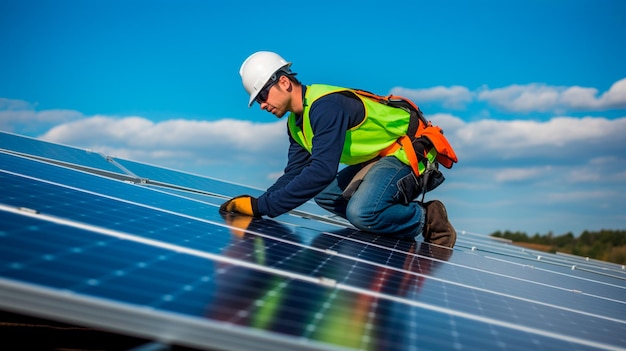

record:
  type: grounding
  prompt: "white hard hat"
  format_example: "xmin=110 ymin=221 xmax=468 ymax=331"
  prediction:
xmin=239 ymin=51 xmax=292 ymax=107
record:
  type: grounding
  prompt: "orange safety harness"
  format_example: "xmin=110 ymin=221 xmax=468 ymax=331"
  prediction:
xmin=352 ymin=89 xmax=458 ymax=202
xmin=352 ymin=89 xmax=459 ymax=177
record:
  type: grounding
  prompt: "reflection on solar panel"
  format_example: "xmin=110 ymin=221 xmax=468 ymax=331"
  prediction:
xmin=1 ymin=130 xmax=625 ymax=351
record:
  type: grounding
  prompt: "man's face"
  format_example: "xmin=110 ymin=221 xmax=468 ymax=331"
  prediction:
xmin=258 ymin=76 xmax=290 ymax=118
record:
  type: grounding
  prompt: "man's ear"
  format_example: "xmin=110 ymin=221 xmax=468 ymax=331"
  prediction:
xmin=278 ymin=75 xmax=292 ymax=91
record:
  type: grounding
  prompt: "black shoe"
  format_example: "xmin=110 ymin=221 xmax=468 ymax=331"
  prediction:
xmin=423 ymin=200 xmax=456 ymax=248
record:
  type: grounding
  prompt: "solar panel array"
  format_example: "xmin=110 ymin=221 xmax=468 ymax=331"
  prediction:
xmin=1 ymin=130 xmax=625 ymax=351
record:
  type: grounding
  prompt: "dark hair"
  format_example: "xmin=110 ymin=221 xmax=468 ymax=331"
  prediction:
xmin=277 ymin=68 xmax=300 ymax=85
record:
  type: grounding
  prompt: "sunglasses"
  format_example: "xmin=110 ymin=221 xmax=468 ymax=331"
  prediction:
xmin=254 ymin=74 xmax=280 ymax=105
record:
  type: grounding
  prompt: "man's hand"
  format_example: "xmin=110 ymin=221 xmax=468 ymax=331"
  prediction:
xmin=219 ymin=195 xmax=260 ymax=217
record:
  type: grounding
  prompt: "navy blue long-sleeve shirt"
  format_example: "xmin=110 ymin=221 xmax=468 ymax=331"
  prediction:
xmin=256 ymin=86 xmax=365 ymax=217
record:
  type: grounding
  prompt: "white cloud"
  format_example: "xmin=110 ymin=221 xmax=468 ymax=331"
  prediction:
xmin=0 ymin=98 xmax=83 ymax=134
xmin=0 ymin=98 xmax=33 ymax=110
xmin=267 ymin=171 xmax=285 ymax=182
xmin=450 ymin=116 xmax=626 ymax=160
xmin=545 ymin=190 xmax=618 ymax=203
xmin=389 ymin=85 xmax=473 ymax=109
xmin=478 ymin=78 xmax=626 ymax=112
xmin=391 ymin=77 xmax=626 ymax=113
xmin=41 ymin=116 xmax=287 ymax=148
xmin=602 ymin=79 xmax=626 ymax=108
xmin=38 ymin=115 xmax=289 ymax=174
xmin=478 ymin=84 xmax=560 ymax=112
xmin=493 ymin=167 xmax=549 ymax=183
xmin=431 ymin=114 xmax=626 ymax=191
xmin=427 ymin=113 xmax=466 ymax=130
xmin=42 ymin=116 xmax=153 ymax=145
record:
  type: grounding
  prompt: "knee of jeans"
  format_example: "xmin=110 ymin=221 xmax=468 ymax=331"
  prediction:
xmin=314 ymin=194 xmax=337 ymax=213
xmin=346 ymin=202 xmax=377 ymax=230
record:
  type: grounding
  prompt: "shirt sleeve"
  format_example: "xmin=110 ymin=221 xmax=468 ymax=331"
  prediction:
xmin=265 ymin=132 xmax=311 ymax=193
xmin=256 ymin=92 xmax=365 ymax=217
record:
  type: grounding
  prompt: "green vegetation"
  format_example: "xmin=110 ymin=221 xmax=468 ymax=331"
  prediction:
xmin=490 ymin=229 xmax=626 ymax=265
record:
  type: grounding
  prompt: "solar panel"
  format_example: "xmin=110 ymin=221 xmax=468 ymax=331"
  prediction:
xmin=1 ymin=130 xmax=625 ymax=351
xmin=0 ymin=131 xmax=128 ymax=175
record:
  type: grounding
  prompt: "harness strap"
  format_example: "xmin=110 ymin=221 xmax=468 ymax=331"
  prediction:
xmin=379 ymin=136 xmax=438 ymax=177
xmin=342 ymin=158 xmax=379 ymax=200
xmin=400 ymin=135 xmax=420 ymax=176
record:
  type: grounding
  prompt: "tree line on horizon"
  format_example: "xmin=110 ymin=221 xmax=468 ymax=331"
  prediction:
xmin=490 ymin=229 xmax=626 ymax=265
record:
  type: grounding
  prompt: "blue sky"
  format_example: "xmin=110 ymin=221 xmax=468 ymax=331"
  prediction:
xmin=1 ymin=0 xmax=625 ymax=236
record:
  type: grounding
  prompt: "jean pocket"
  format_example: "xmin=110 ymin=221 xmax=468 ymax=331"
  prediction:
xmin=394 ymin=173 xmax=420 ymax=204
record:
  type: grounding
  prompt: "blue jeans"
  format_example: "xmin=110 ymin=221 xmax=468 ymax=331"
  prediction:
xmin=314 ymin=156 xmax=425 ymax=240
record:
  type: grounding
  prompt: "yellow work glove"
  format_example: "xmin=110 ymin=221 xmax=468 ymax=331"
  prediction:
xmin=219 ymin=195 xmax=260 ymax=217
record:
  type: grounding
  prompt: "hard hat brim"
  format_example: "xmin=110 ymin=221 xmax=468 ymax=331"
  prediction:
xmin=246 ymin=63 xmax=292 ymax=108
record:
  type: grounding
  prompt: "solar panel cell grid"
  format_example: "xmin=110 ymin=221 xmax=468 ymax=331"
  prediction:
xmin=1 ymin=132 xmax=625 ymax=351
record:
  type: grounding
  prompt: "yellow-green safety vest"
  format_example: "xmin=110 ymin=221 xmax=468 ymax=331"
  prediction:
xmin=287 ymin=84 xmax=413 ymax=166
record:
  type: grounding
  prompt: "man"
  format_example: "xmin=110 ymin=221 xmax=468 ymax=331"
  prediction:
xmin=220 ymin=51 xmax=456 ymax=247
